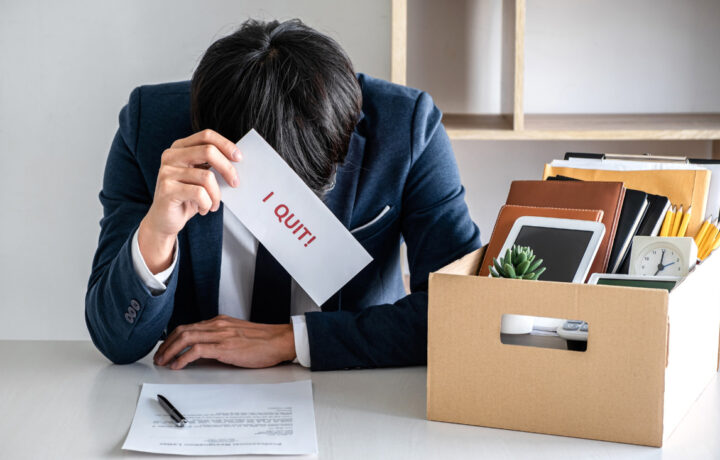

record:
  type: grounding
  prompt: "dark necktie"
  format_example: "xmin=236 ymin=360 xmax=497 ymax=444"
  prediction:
xmin=250 ymin=243 xmax=291 ymax=324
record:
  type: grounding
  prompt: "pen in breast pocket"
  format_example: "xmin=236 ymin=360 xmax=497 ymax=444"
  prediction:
xmin=157 ymin=394 xmax=187 ymax=427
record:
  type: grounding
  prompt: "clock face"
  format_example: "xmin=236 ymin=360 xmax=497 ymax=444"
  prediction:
xmin=635 ymin=246 xmax=687 ymax=276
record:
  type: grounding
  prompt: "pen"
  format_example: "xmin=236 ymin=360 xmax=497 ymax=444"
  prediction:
xmin=157 ymin=394 xmax=187 ymax=427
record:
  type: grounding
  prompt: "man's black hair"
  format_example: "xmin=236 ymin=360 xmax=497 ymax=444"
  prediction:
xmin=191 ymin=19 xmax=362 ymax=193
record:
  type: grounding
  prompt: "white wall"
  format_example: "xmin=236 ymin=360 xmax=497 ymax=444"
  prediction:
xmin=0 ymin=0 xmax=717 ymax=339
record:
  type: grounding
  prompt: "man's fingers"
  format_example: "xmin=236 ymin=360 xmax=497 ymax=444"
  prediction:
xmin=154 ymin=324 xmax=217 ymax=360
xmin=155 ymin=330 xmax=224 ymax=366
xmin=169 ymin=343 xmax=219 ymax=370
xmin=167 ymin=182 xmax=213 ymax=216
xmin=162 ymin=166 xmax=222 ymax=212
xmin=171 ymin=129 xmax=241 ymax=162
xmin=162 ymin=144 xmax=238 ymax=188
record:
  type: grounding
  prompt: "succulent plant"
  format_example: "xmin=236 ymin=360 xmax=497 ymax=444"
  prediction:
xmin=489 ymin=245 xmax=546 ymax=280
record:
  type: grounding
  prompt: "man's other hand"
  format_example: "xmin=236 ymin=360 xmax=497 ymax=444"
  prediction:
xmin=153 ymin=315 xmax=297 ymax=370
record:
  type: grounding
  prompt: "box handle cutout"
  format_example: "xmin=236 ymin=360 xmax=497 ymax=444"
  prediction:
xmin=500 ymin=314 xmax=588 ymax=352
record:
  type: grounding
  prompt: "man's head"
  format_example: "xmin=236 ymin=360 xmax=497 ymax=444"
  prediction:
xmin=191 ymin=19 xmax=362 ymax=194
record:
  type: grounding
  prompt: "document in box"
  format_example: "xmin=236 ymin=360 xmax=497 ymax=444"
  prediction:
xmin=122 ymin=381 xmax=318 ymax=456
xmin=216 ymin=129 xmax=372 ymax=306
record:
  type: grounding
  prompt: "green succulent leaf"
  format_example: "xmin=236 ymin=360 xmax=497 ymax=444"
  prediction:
xmin=528 ymin=258 xmax=544 ymax=273
xmin=493 ymin=257 xmax=505 ymax=274
xmin=491 ymin=245 xmax=546 ymax=280
xmin=516 ymin=253 xmax=528 ymax=265
xmin=504 ymin=263 xmax=516 ymax=278
xmin=517 ymin=259 xmax=530 ymax=275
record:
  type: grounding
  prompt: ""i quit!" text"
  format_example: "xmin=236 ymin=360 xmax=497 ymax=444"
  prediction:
xmin=262 ymin=191 xmax=316 ymax=247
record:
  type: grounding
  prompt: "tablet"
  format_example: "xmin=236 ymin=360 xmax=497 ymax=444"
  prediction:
xmin=498 ymin=216 xmax=606 ymax=283
xmin=587 ymin=273 xmax=681 ymax=292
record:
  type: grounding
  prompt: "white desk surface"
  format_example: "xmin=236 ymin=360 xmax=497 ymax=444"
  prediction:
xmin=1 ymin=340 xmax=719 ymax=459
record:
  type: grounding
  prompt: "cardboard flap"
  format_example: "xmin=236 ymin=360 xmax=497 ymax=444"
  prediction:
xmin=435 ymin=247 xmax=485 ymax=276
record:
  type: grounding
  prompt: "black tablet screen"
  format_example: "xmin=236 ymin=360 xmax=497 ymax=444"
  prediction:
xmin=512 ymin=226 xmax=595 ymax=282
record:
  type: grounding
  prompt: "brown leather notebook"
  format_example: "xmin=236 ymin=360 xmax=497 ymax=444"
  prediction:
xmin=505 ymin=180 xmax=626 ymax=276
xmin=479 ymin=205 xmax=605 ymax=277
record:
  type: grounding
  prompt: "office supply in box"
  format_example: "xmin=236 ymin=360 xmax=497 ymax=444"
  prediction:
xmin=587 ymin=273 xmax=682 ymax=292
xmin=556 ymin=320 xmax=589 ymax=342
xmin=496 ymin=216 xmax=605 ymax=283
xmin=479 ymin=205 xmax=604 ymax=277
xmin=545 ymin=160 xmax=711 ymax=235
xmin=427 ymin=246 xmax=720 ymax=447
xmin=505 ymin=180 xmax=626 ymax=277
xmin=607 ymin=189 xmax=648 ymax=273
xmin=635 ymin=193 xmax=671 ymax=238
xmin=629 ymin=236 xmax=697 ymax=277
xmin=547 ymin=175 xmax=649 ymax=274
xmin=564 ymin=152 xmax=720 ymax=221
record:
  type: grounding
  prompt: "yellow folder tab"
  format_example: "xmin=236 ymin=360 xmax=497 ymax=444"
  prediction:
xmin=543 ymin=165 xmax=711 ymax=235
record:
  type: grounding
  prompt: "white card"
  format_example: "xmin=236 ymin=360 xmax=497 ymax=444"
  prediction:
xmin=215 ymin=129 xmax=372 ymax=306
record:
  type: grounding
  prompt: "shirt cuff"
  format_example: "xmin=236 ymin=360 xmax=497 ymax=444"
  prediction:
xmin=131 ymin=228 xmax=178 ymax=295
xmin=291 ymin=315 xmax=311 ymax=368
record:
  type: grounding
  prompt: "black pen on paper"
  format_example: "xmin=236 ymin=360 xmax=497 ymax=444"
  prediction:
xmin=157 ymin=394 xmax=187 ymax=427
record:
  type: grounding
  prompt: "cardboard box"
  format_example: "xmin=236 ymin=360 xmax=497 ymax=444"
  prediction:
xmin=427 ymin=246 xmax=720 ymax=447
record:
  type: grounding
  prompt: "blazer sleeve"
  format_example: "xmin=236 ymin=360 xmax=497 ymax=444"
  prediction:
xmin=85 ymin=87 xmax=179 ymax=364
xmin=304 ymin=92 xmax=482 ymax=371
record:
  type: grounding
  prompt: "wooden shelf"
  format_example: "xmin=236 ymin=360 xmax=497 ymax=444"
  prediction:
xmin=443 ymin=113 xmax=720 ymax=140
xmin=395 ymin=0 xmax=720 ymax=151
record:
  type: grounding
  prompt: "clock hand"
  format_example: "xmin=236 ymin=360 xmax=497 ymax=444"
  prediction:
xmin=655 ymin=249 xmax=667 ymax=275
xmin=661 ymin=261 xmax=676 ymax=269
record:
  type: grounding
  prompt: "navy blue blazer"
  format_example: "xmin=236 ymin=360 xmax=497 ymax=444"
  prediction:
xmin=85 ymin=73 xmax=481 ymax=371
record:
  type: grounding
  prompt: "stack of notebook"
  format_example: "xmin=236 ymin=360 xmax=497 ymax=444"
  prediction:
xmin=546 ymin=175 xmax=671 ymax=274
xmin=482 ymin=176 xmax=674 ymax=279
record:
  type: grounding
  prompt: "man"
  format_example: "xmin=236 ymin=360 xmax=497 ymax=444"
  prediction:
xmin=85 ymin=19 xmax=480 ymax=371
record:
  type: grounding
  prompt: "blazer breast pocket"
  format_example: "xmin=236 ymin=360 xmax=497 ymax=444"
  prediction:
xmin=350 ymin=205 xmax=397 ymax=241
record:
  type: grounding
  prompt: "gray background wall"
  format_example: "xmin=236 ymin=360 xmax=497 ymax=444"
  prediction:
xmin=1 ymin=0 xmax=718 ymax=340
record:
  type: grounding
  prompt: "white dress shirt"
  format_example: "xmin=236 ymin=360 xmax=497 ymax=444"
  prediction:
xmin=130 ymin=209 xmax=317 ymax=367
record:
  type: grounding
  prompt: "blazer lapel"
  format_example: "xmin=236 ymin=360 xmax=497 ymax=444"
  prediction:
xmin=320 ymin=124 xmax=366 ymax=312
xmin=323 ymin=127 xmax=365 ymax=227
xmin=185 ymin=203 xmax=223 ymax=321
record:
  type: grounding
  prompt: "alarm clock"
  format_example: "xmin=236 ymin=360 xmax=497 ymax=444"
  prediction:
xmin=629 ymin=236 xmax=697 ymax=277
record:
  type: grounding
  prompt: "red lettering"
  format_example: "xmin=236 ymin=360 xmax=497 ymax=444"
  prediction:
xmin=266 ymin=195 xmax=319 ymax=247
xmin=274 ymin=204 xmax=289 ymax=222
xmin=284 ymin=213 xmax=300 ymax=229
xmin=298 ymin=228 xmax=312 ymax=241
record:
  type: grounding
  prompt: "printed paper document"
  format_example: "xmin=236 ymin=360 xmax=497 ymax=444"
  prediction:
xmin=216 ymin=129 xmax=372 ymax=305
xmin=122 ymin=381 xmax=318 ymax=456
